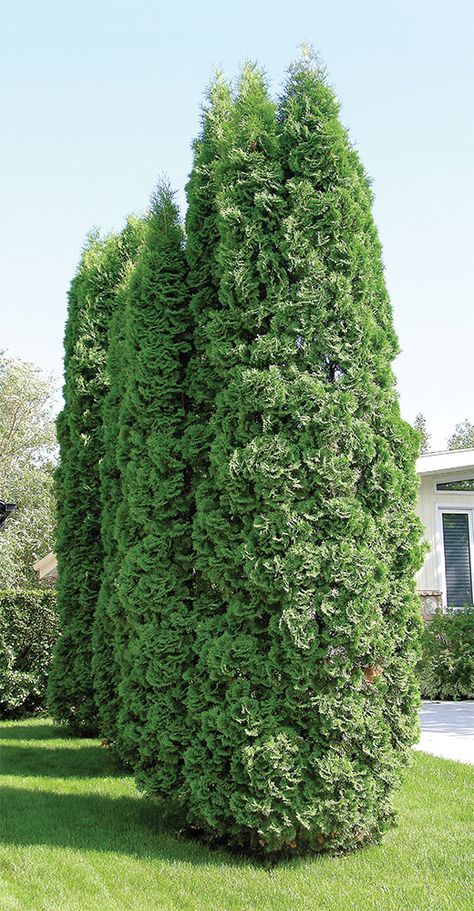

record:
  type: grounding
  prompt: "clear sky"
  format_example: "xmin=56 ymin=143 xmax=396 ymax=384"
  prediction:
xmin=1 ymin=0 xmax=473 ymax=449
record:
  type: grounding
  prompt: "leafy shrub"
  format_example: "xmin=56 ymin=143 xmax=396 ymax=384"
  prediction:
xmin=0 ymin=589 xmax=59 ymax=718
xmin=419 ymin=608 xmax=474 ymax=700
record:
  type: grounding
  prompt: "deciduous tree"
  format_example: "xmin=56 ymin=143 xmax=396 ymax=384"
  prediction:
xmin=0 ymin=355 xmax=56 ymax=589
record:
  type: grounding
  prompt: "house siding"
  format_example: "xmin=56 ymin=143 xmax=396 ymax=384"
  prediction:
xmin=416 ymin=462 xmax=474 ymax=608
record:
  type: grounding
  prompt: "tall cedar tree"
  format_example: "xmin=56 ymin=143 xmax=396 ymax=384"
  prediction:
xmin=184 ymin=74 xmax=232 ymax=475
xmin=184 ymin=64 xmax=293 ymax=841
xmin=92 ymin=219 xmax=145 ymax=743
xmin=183 ymin=75 xmax=233 ymax=775
xmin=114 ymin=188 xmax=192 ymax=795
xmin=48 ymin=231 xmax=129 ymax=732
xmin=183 ymin=60 xmax=424 ymax=854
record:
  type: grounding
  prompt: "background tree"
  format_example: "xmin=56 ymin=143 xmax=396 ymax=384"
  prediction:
xmin=413 ymin=413 xmax=431 ymax=454
xmin=0 ymin=355 xmax=57 ymax=589
xmin=92 ymin=218 xmax=145 ymax=744
xmin=447 ymin=419 xmax=474 ymax=450
xmin=48 ymin=230 xmax=130 ymax=733
xmin=184 ymin=57 xmax=424 ymax=855
xmin=113 ymin=187 xmax=193 ymax=796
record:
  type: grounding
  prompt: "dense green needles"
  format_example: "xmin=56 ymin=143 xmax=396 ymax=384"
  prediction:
xmin=92 ymin=218 xmax=146 ymax=744
xmin=48 ymin=229 xmax=139 ymax=733
xmin=48 ymin=52 xmax=424 ymax=856
xmin=114 ymin=187 xmax=193 ymax=791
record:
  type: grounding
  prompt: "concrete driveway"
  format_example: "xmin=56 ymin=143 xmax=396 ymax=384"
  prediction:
xmin=416 ymin=700 xmax=474 ymax=765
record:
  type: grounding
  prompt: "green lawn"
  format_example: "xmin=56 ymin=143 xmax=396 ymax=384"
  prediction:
xmin=0 ymin=719 xmax=472 ymax=911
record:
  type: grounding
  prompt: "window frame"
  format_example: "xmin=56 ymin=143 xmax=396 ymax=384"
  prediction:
xmin=436 ymin=478 xmax=474 ymax=493
xmin=437 ymin=506 xmax=474 ymax=608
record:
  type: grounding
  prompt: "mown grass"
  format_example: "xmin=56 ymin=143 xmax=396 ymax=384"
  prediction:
xmin=0 ymin=718 xmax=473 ymax=911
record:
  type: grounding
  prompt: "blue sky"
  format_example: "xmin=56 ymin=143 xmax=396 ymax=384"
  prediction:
xmin=1 ymin=0 xmax=473 ymax=449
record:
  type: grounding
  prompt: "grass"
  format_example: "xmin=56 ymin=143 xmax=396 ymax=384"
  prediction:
xmin=0 ymin=719 xmax=473 ymax=911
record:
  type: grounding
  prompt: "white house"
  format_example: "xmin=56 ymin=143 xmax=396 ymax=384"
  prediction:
xmin=416 ymin=448 xmax=474 ymax=617
xmin=33 ymin=551 xmax=58 ymax=584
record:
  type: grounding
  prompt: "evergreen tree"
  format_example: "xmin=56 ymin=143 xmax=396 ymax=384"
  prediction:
xmin=447 ymin=419 xmax=474 ymax=450
xmin=184 ymin=73 xmax=232 ymax=476
xmin=48 ymin=230 xmax=128 ymax=732
xmin=92 ymin=219 xmax=145 ymax=743
xmin=413 ymin=413 xmax=431 ymax=453
xmin=184 ymin=58 xmax=424 ymax=855
xmin=113 ymin=187 xmax=192 ymax=796
xmin=183 ymin=64 xmax=294 ymax=844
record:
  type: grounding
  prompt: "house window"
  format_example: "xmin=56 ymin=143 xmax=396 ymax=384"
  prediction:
xmin=441 ymin=512 xmax=473 ymax=607
xmin=437 ymin=478 xmax=474 ymax=491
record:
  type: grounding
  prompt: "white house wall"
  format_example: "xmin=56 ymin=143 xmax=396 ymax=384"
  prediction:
xmin=415 ymin=465 xmax=474 ymax=601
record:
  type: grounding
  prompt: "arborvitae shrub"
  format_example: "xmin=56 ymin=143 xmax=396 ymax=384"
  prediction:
xmin=184 ymin=74 xmax=232 ymax=476
xmin=184 ymin=63 xmax=295 ymax=845
xmin=92 ymin=219 xmax=146 ymax=743
xmin=183 ymin=58 xmax=424 ymax=855
xmin=0 ymin=589 xmax=59 ymax=718
xmin=48 ymin=230 xmax=130 ymax=733
xmin=53 ymin=52 xmax=424 ymax=858
xmin=113 ymin=187 xmax=193 ymax=794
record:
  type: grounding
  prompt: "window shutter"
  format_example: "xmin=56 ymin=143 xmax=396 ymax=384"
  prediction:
xmin=442 ymin=513 xmax=473 ymax=607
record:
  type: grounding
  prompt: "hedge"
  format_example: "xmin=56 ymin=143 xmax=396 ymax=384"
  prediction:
xmin=0 ymin=589 xmax=59 ymax=718
xmin=419 ymin=608 xmax=474 ymax=700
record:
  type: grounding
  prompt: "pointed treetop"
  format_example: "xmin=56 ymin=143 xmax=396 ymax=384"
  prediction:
xmin=150 ymin=178 xmax=176 ymax=212
xmin=297 ymin=41 xmax=326 ymax=75
xmin=232 ymin=61 xmax=276 ymax=149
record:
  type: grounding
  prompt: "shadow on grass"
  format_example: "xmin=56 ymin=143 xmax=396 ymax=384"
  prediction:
xmin=0 ymin=721 xmax=125 ymax=778
xmin=0 ymin=719 xmax=244 ymax=868
xmin=0 ymin=721 xmax=70 ymax=741
xmin=0 ymin=743 xmax=124 ymax=779
xmin=0 ymin=785 xmax=241 ymax=867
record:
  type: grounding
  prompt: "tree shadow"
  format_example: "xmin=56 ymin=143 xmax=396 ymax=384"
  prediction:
xmin=0 ymin=785 xmax=244 ymax=868
xmin=0 ymin=721 xmax=70 ymax=741
xmin=0 ymin=743 xmax=124 ymax=778
xmin=0 ymin=720 xmax=125 ymax=778
xmin=0 ymin=719 xmax=247 ymax=869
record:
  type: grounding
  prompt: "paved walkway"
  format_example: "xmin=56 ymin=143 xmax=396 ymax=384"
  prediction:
xmin=416 ymin=700 xmax=474 ymax=765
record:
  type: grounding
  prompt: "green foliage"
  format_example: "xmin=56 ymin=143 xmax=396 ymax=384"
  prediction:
xmin=91 ymin=219 xmax=146 ymax=744
xmin=53 ymin=53 xmax=425 ymax=858
xmin=0 ymin=356 xmax=57 ymax=589
xmin=113 ymin=187 xmax=192 ymax=794
xmin=419 ymin=608 xmax=474 ymax=700
xmin=48 ymin=227 xmax=136 ymax=734
xmin=0 ymin=589 xmax=59 ymax=718
xmin=184 ymin=73 xmax=232 ymax=477
xmin=447 ymin=419 xmax=474 ymax=451
xmin=183 ymin=57 xmax=424 ymax=855
xmin=413 ymin=413 xmax=431 ymax=454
